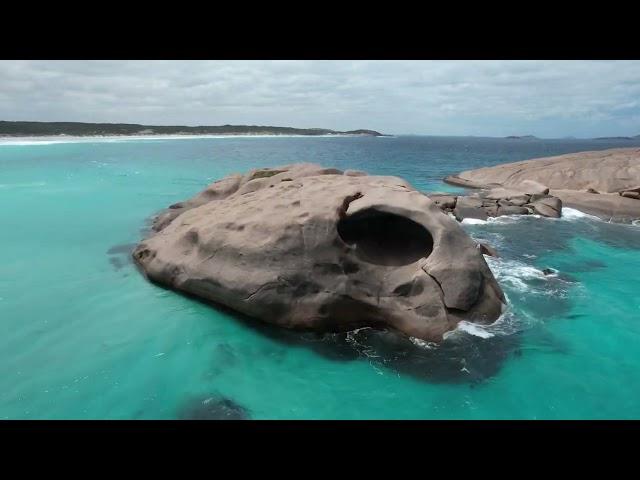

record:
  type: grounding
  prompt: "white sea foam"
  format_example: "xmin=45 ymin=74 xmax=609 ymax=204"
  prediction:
xmin=485 ymin=256 xmax=547 ymax=293
xmin=0 ymin=181 xmax=47 ymax=189
xmin=488 ymin=215 xmax=526 ymax=224
xmin=461 ymin=218 xmax=488 ymax=225
xmin=463 ymin=215 xmax=534 ymax=227
xmin=455 ymin=321 xmax=495 ymax=338
xmin=409 ymin=337 xmax=438 ymax=349
xmin=561 ymin=207 xmax=600 ymax=221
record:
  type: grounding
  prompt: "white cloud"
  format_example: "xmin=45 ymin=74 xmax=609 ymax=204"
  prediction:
xmin=0 ymin=60 xmax=639 ymax=137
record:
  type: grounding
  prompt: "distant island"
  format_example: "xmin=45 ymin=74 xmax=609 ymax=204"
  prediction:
xmin=0 ymin=121 xmax=384 ymax=138
xmin=594 ymin=135 xmax=640 ymax=140
xmin=505 ymin=135 xmax=539 ymax=140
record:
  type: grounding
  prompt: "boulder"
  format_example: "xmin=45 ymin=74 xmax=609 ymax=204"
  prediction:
xmin=485 ymin=187 xmax=523 ymax=200
xmin=484 ymin=205 xmax=499 ymax=217
xmin=526 ymin=196 xmax=562 ymax=218
xmin=435 ymin=187 xmax=563 ymax=221
xmin=505 ymin=195 xmax=531 ymax=206
xmin=453 ymin=196 xmax=488 ymax=222
xmin=133 ymin=163 xmax=505 ymax=343
xmin=497 ymin=205 xmax=530 ymax=216
xmin=519 ymin=180 xmax=550 ymax=195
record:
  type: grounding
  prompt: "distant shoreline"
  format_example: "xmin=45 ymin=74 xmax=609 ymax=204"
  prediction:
xmin=0 ymin=133 xmax=390 ymax=145
xmin=0 ymin=133 xmax=379 ymax=139
xmin=0 ymin=121 xmax=385 ymax=138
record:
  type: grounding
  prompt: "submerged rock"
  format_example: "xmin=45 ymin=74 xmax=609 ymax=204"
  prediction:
xmin=133 ymin=163 xmax=505 ymax=343
xmin=177 ymin=395 xmax=250 ymax=420
xmin=106 ymin=243 xmax=137 ymax=271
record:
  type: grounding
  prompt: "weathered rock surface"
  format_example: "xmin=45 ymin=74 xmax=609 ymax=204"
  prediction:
xmin=550 ymin=189 xmax=640 ymax=223
xmin=133 ymin=163 xmax=505 ymax=343
xmin=445 ymin=147 xmax=640 ymax=193
xmin=444 ymin=147 xmax=640 ymax=222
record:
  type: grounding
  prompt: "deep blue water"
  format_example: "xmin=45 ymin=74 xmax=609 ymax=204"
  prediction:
xmin=1 ymin=134 xmax=639 ymax=419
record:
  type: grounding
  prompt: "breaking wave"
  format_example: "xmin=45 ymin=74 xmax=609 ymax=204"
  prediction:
xmin=561 ymin=207 xmax=601 ymax=221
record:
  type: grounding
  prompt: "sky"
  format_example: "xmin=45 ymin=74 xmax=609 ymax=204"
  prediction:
xmin=1 ymin=60 xmax=639 ymax=138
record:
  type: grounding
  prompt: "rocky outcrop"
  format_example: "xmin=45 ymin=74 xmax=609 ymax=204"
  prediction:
xmin=444 ymin=147 xmax=640 ymax=222
xmin=428 ymin=184 xmax=563 ymax=222
xmin=133 ymin=163 xmax=505 ymax=343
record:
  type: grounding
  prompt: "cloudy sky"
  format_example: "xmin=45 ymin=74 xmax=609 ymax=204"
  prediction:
xmin=1 ymin=60 xmax=639 ymax=138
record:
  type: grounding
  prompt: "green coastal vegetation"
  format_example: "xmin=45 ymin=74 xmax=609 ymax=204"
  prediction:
xmin=0 ymin=120 xmax=384 ymax=137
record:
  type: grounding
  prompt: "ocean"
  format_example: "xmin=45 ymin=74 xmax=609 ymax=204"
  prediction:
xmin=1 ymin=134 xmax=640 ymax=419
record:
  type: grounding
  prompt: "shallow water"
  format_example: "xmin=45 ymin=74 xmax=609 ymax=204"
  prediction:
xmin=1 ymin=135 xmax=639 ymax=419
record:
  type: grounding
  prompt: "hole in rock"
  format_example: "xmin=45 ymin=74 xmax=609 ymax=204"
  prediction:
xmin=337 ymin=208 xmax=433 ymax=266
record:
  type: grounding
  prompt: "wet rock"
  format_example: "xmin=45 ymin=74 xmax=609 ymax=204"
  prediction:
xmin=478 ymin=243 xmax=499 ymax=257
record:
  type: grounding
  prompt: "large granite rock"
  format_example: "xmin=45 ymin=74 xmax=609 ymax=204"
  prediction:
xmin=133 ymin=163 xmax=505 ymax=343
xmin=445 ymin=147 xmax=640 ymax=193
xmin=444 ymin=147 xmax=640 ymax=222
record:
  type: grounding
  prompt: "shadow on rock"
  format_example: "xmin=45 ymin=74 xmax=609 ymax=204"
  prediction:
xmin=177 ymin=395 xmax=250 ymax=420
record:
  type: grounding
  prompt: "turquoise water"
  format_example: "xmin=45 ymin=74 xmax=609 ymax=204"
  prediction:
xmin=1 ymin=135 xmax=640 ymax=419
